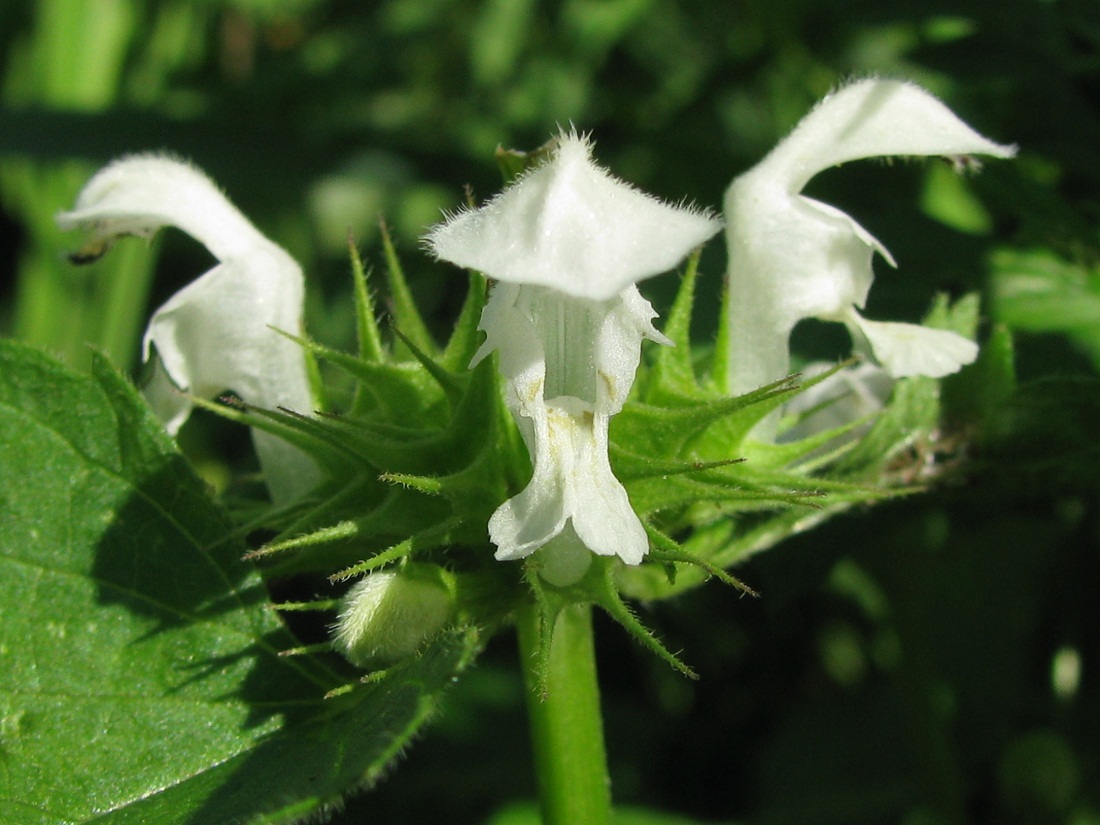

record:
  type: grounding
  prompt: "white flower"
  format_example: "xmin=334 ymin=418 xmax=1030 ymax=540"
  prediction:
xmin=724 ymin=79 xmax=1016 ymax=399
xmin=472 ymin=283 xmax=669 ymax=572
xmin=426 ymin=132 xmax=720 ymax=581
xmin=57 ymin=154 xmax=321 ymax=502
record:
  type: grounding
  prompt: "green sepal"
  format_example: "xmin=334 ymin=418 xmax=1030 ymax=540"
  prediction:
xmin=349 ymin=234 xmax=386 ymax=365
xmin=247 ymin=515 xmax=376 ymax=562
xmin=590 ymin=560 xmax=698 ymax=680
xmin=266 ymin=490 xmax=453 ymax=579
xmin=380 ymin=446 xmax=511 ymax=532
xmin=522 ymin=555 xmax=698 ymax=682
xmin=644 ymin=523 xmax=758 ymax=597
xmin=520 ymin=571 xmax=571 ymax=698
xmin=273 ymin=599 xmax=342 ymax=612
xmin=329 ymin=529 xmax=441 ymax=582
xmin=442 ymin=270 xmax=489 ymax=371
xmin=187 ymin=394 xmax=362 ymax=483
xmin=271 ymin=327 xmax=448 ymax=425
xmin=392 ymin=325 xmax=467 ymax=408
xmin=612 ymin=376 xmax=800 ymax=463
xmin=379 ymin=218 xmax=437 ymax=359
xmin=611 ymin=454 xmax=747 ymax=482
xmin=711 ymin=279 xmax=734 ymax=394
xmin=243 ymin=475 xmax=385 ymax=555
xmin=617 ymin=455 xmax=828 ymax=517
xmin=301 ymin=356 xmax=504 ymax=480
xmin=646 ymin=249 xmax=704 ymax=402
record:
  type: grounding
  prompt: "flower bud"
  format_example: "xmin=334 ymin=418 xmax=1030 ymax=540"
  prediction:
xmin=332 ymin=566 xmax=454 ymax=669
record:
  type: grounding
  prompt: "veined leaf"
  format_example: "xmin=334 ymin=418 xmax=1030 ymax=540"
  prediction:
xmin=0 ymin=342 xmax=479 ymax=825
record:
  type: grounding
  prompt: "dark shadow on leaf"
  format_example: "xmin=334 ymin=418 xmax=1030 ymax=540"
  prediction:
xmin=177 ymin=628 xmax=481 ymax=825
xmin=87 ymin=438 xmax=481 ymax=824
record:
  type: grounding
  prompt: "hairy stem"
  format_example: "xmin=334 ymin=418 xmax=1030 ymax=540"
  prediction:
xmin=516 ymin=601 xmax=612 ymax=825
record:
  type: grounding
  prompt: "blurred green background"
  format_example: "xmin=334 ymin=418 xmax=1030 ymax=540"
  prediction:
xmin=3 ymin=1 xmax=1100 ymax=823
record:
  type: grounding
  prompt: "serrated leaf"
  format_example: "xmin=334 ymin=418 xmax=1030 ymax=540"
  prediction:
xmin=0 ymin=342 xmax=480 ymax=825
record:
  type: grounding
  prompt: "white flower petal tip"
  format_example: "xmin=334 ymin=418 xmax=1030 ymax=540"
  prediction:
xmin=487 ymin=397 xmax=648 ymax=569
xmin=852 ymin=314 xmax=979 ymax=379
xmin=425 ymin=131 xmax=721 ymax=301
xmin=756 ymin=79 xmax=1017 ymax=190
xmin=723 ymin=79 xmax=1012 ymax=399
xmin=59 ymin=155 xmax=321 ymax=502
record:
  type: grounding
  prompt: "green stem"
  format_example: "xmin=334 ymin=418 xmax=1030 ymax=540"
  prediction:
xmin=516 ymin=602 xmax=612 ymax=825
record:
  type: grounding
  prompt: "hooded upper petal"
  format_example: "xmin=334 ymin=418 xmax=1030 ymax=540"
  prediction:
xmin=752 ymin=78 xmax=1016 ymax=193
xmin=426 ymin=131 xmax=720 ymax=301
xmin=57 ymin=154 xmax=266 ymax=260
xmin=57 ymin=154 xmax=320 ymax=501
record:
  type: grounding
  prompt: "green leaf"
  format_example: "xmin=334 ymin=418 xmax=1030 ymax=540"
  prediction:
xmin=0 ymin=342 xmax=480 ymax=825
xmin=990 ymin=247 xmax=1100 ymax=368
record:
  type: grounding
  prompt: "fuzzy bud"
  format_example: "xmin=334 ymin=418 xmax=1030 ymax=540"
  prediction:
xmin=332 ymin=566 xmax=454 ymax=669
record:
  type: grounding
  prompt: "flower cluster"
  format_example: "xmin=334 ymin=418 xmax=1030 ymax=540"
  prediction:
xmin=58 ymin=78 xmax=1013 ymax=664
